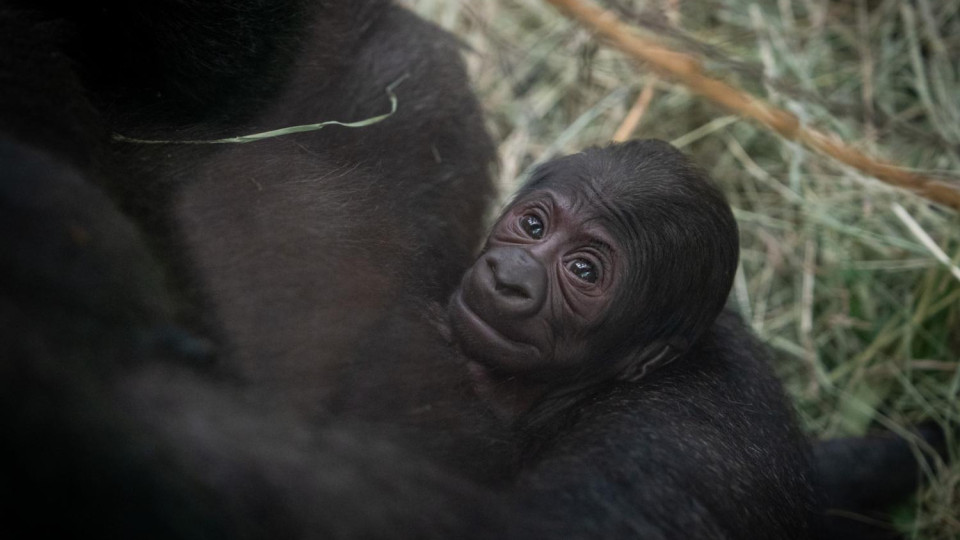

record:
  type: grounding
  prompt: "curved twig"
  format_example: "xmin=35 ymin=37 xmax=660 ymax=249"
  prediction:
xmin=544 ymin=0 xmax=960 ymax=211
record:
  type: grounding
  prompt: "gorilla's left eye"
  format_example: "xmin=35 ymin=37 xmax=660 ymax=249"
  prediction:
xmin=519 ymin=214 xmax=545 ymax=239
xmin=568 ymin=259 xmax=598 ymax=283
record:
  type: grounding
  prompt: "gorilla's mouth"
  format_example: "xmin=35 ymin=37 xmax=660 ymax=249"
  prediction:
xmin=448 ymin=289 xmax=540 ymax=372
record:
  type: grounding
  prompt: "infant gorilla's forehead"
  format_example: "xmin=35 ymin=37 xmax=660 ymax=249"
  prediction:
xmin=519 ymin=140 xmax=735 ymax=247
xmin=512 ymin=185 xmax=619 ymax=230
xmin=515 ymin=178 xmax=645 ymax=258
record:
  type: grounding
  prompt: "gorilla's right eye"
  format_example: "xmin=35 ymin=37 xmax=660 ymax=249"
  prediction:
xmin=568 ymin=258 xmax=598 ymax=283
xmin=519 ymin=215 xmax=545 ymax=239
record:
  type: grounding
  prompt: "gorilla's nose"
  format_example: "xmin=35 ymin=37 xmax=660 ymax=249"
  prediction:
xmin=483 ymin=246 xmax=547 ymax=316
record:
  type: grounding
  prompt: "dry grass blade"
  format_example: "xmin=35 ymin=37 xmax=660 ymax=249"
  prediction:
xmin=612 ymin=78 xmax=658 ymax=141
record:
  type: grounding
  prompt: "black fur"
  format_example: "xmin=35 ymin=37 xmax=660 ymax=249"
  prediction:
xmin=513 ymin=311 xmax=820 ymax=539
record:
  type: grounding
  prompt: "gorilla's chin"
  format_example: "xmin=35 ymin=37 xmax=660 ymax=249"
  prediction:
xmin=447 ymin=287 xmax=541 ymax=373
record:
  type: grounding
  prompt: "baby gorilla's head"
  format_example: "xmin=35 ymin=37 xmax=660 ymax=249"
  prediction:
xmin=448 ymin=140 xmax=738 ymax=414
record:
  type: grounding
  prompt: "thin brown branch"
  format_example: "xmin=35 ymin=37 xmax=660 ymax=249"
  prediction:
xmin=544 ymin=0 xmax=960 ymax=211
xmin=612 ymin=80 xmax=657 ymax=142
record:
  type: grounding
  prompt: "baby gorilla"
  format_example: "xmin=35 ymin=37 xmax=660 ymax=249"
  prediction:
xmin=448 ymin=139 xmax=739 ymax=419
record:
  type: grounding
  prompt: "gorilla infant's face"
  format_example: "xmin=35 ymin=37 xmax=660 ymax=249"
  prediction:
xmin=448 ymin=188 xmax=623 ymax=378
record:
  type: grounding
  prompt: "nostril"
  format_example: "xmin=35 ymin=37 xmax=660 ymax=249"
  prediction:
xmin=480 ymin=247 xmax=546 ymax=316
xmin=487 ymin=257 xmax=531 ymax=299
xmin=494 ymin=281 xmax=531 ymax=300
xmin=484 ymin=248 xmax=541 ymax=306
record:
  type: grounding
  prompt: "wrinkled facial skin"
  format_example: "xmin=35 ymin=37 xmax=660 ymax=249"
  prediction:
xmin=448 ymin=189 xmax=622 ymax=379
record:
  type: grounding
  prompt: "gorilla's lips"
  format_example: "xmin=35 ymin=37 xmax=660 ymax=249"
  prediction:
xmin=447 ymin=286 xmax=540 ymax=373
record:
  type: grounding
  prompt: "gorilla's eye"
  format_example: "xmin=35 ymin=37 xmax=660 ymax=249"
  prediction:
xmin=519 ymin=214 xmax=545 ymax=239
xmin=568 ymin=259 xmax=598 ymax=283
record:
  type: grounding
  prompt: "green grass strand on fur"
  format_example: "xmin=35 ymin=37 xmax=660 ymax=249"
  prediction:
xmin=114 ymin=75 xmax=409 ymax=145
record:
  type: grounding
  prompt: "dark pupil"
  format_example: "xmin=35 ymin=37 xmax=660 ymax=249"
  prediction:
xmin=569 ymin=259 xmax=597 ymax=283
xmin=520 ymin=215 xmax=544 ymax=239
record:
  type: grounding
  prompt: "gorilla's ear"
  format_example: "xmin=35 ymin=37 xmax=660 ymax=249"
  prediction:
xmin=614 ymin=338 xmax=688 ymax=383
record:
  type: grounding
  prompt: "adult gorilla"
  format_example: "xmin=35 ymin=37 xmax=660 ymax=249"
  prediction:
xmin=2 ymin=1 xmax=508 ymax=535
xmin=0 ymin=1 xmax=936 ymax=538
xmin=2 ymin=0 xmax=511 ymax=477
